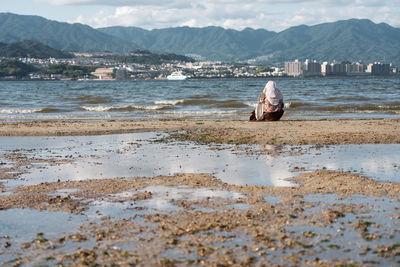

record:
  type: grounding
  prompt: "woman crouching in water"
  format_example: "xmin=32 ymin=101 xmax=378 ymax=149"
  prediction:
xmin=249 ymin=81 xmax=284 ymax=121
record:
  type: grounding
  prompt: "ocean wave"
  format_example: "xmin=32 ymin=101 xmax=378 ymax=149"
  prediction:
xmin=313 ymin=104 xmax=400 ymax=112
xmin=162 ymin=110 xmax=240 ymax=115
xmin=284 ymin=102 xmax=291 ymax=109
xmin=81 ymin=104 xmax=169 ymax=112
xmin=154 ymin=99 xmax=253 ymax=109
xmin=284 ymin=101 xmax=303 ymax=108
xmin=0 ymin=108 xmax=49 ymax=114
xmin=176 ymin=99 xmax=218 ymax=106
xmin=37 ymin=108 xmax=65 ymax=113
xmin=75 ymin=95 xmax=112 ymax=104
xmin=215 ymin=100 xmax=251 ymax=108
xmin=81 ymin=106 xmax=113 ymax=112
xmin=245 ymin=102 xmax=257 ymax=109
xmin=154 ymin=99 xmax=185 ymax=105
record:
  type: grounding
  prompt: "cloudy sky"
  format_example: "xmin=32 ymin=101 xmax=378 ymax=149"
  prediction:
xmin=2 ymin=0 xmax=400 ymax=31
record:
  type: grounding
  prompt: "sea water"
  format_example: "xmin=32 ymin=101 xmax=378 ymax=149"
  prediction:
xmin=0 ymin=77 xmax=399 ymax=122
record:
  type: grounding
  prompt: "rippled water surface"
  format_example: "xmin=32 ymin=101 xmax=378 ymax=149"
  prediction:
xmin=1 ymin=133 xmax=399 ymax=188
xmin=0 ymin=77 xmax=399 ymax=121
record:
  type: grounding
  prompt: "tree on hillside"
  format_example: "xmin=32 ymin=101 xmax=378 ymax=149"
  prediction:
xmin=44 ymin=64 xmax=96 ymax=79
xmin=0 ymin=59 xmax=37 ymax=78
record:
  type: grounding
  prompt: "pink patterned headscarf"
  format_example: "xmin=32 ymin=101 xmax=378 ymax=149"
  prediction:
xmin=262 ymin=81 xmax=283 ymax=106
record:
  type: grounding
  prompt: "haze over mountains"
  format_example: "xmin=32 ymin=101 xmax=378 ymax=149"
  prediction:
xmin=1 ymin=12 xmax=399 ymax=64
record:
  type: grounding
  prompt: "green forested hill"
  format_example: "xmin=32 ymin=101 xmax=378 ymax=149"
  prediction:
xmin=0 ymin=13 xmax=133 ymax=52
xmin=257 ymin=19 xmax=400 ymax=64
xmin=98 ymin=26 xmax=276 ymax=61
xmin=0 ymin=40 xmax=73 ymax=58
xmin=0 ymin=59 xmax=37 ymax=78
xmin=1 ymin=12 xmax=399 ymax=63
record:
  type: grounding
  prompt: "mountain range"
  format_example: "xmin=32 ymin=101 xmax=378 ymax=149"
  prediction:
xmin=0 ymin=40 xmax=72 ymax=58
xmin=1 ymin=12 xmax=399 ymax=64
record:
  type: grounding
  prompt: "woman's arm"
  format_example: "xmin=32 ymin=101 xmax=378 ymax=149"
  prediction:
xmin=264 ymin=98 xmax=272 ymax=112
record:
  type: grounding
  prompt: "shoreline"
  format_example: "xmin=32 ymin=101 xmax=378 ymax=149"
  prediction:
xmin=1 ymin=118 xmax=400 ymax=265
xmin=0 ymin=118 xmax=399 ymax=145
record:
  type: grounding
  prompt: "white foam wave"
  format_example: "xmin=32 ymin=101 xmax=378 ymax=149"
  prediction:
xmin=0 ymin=108 xmax=42 ymax=114
xmin=154 ymin=99 xmax=185 ymax=105
xmin=162 ymin=110 xmax=239 ymax=115
xmin=284 ymin=102 xmax=291 ymax=109
xmin=245 ymin=102 xmax=257 ymax=108
xmin=81 ymin=104 xmax=168 ymax=112
xmin=140 ymin=105 xmax=168 ymax=110
xmin=81 ymin=106 xmax=113 ymax=112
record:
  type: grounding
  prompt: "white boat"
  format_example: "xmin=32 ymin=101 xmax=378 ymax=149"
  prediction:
xmin=167 ymin=71 xmax=188 ymax=80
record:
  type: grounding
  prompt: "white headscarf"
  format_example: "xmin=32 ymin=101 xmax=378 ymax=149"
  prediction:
xmin=262 ymin=81 xmax=283 ymax=106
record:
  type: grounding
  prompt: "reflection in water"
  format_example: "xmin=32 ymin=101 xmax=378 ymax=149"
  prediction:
xmin=0 ymin=208 xmax=90 ymax=264
xmin=0 ymin=133 xmax=296 ymax=187
xmin=286 ymin=194 xmax=399 ymax=266
xmin=0 ymin=133 xmax=399 ymax=188
xmin=140 ymin=185 xmax=245 ymax=202
xmin=86 ymin=185 xmax=246 ymax=218
xmin=0 ymin=209 xmax=85 ymax=241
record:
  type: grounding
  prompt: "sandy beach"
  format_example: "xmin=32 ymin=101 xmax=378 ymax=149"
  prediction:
xmin=1 ymin=119 xmax=400 ymax=266
xmin=0 ymin=118 xmax=399 ymax=144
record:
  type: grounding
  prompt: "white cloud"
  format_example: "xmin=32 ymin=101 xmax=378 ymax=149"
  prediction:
xmin=37 ymin=0 xmax=400 ymax=30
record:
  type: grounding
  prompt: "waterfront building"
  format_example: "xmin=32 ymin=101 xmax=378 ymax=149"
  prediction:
xmin=366 ymin=62 xmax=390 ymax=75
xmin=115 ymin=68 xmax=128 ymax=80
xmin=330 ymin=62 xmax=347 ymax=75
xmin=285 ymin=59 xmax=321 ymax=77
xmin=303 ymin=59 xmax=321 ymax=76
xmin=91 ymin=67 xmax=114 ymax=80
xmin=284 ymin=60 xmax=302 ymax=77
xmin=347 ymin=62 xmax=364 ymax=73
xmin=321 ymin=62 xmax=331 ymax=76
xmin=346 ymin=62 xmax=368 ymax=76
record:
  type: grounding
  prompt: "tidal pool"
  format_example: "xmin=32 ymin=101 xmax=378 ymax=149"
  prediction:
xmin=0 ymin=208 xmax=88 ymax=264
xmin=1 ymin=133 xmax=399 ymax=266
xmin=86 ymin=185 xmax=246 ymax=219
xmin=0 ymin=133 xmax=399 ymax=189
xmin=285 ymin=194 xmax=400 ymax=266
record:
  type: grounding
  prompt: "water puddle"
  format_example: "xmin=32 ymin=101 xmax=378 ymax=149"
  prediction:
xmin=225 ymin=203 xmax=251 ymax=210
xmin=85 ymin=185 xmax=246 ymax=219
xmin=0 ymin=133 xmax=399 ymax=265
xmin=0 ymin=133 xmax=399 ymax=189
xmin=0 ymin=208 xmax=87 ymax=263
xmin=278 ymin=144 xmax=400 ymax=183
xmin=141 ymin=185 xmax=245 ymax=201
xmin=0 ymin=209 xmax=85 ymax=242
xmin=282 ymin=193 xmax=400 ymax=265
xmin=263 ymin=196 xmax=282 ymax=203
xmin=0 ymin=191 xmax=12 ymax=197
xmin=286 ymin=209 xmax=399 ymax=266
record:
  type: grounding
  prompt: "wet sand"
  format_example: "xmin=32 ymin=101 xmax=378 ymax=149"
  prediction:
xmin=1 ymin=120 xmax=400 ymax=265
xmin=0 ymin=172 xmax=399 ymax=266
xmin=0 ymin=118 xmax=399 ymax=144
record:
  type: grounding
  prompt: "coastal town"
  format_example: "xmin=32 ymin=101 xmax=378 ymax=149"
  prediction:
xmin=1 ymin=51 xmax=399 ymax=80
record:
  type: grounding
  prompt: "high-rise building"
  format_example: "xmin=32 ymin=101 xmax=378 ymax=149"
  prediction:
xmin=330 ymin=63 xmax=347 ymax=75
xmin=347 ymin=62 xmax=364 ymax=73
xmin=303 ymin=59 xmax=321 ymax=76
xmin=284 ymin=60 xmax=302 ymax=77
xmin=321 ymin=62 xmax=331 ymax=76
xmin=366 ymin=62 xmax=390 ymax=75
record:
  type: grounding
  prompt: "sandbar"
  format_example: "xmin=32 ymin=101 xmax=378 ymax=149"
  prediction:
xmin=0 ymin=118 xmax=399 ymax=145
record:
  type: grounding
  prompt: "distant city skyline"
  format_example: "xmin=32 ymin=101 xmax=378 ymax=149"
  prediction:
xmin=1 ymin=0 xmax=400 ymax=31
